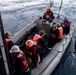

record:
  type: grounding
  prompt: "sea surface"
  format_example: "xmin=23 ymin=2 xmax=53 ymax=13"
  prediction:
xmin=0 ymin=0 xmax=76 ymax=75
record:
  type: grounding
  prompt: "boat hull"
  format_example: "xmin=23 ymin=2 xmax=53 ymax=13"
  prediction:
xmin=11 ymin=17 xmax=75 ymax=75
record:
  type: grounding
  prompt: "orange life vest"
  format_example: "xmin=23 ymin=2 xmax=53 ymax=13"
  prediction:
xmin=33 ymin=34 xmax=42 ymax=48
xmin=33 ymin=34 xmax=42 ymax=41
xmin=58 ymin=27 xmax=63 ymax=39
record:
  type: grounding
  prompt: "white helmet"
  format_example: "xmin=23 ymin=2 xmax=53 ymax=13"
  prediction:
xmin=9 ymin=45 xmax=21 ymax=53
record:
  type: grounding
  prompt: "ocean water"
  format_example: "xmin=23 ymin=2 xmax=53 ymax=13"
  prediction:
xmin=0 ymin=0 xmax=76 ymax=75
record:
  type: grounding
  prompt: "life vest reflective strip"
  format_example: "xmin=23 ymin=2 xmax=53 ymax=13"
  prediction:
xmin=6 ymin=39 xmax=11 ymax=50
xmin=17 ymin=51 xmax=28 ymax=70
xmin=58 ymin=27 xmax=63 ymax=39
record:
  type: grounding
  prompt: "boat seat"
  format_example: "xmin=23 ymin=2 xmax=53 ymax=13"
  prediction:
xmin=32 ymin=50 xmax=58 ymax=75
xmin=53 ymin=17 xmax=64 ymax=24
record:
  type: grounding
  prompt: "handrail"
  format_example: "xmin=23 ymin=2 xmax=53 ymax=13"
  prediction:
xmin=53 ymin=13 xmax=65 ymax=19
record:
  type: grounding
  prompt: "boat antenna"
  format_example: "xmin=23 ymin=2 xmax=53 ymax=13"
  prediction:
xmin=57 ymin=0 xmax=63 ymax=18
xmin=50 ymin=0 xmax=53 ymax=7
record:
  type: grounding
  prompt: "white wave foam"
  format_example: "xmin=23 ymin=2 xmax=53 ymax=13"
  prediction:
xmin=0 ymin=0 xmax=49 ymax=11
xmin=0 ymin=0 xmax=75 ymax=11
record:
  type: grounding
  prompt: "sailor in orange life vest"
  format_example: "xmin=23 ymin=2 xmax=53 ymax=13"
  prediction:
xmin=25 ymin=39 xmax=40 ymax=68
xmin=4 ymin=31 xmax=14 ymax=50
xmin=4 ymin=31 xmax=14 ymax=73
xmin=56 ymin=23 xmax=63 ymax=42
xmin=52 ymin=23 xmax=63 ymax=42
xmin=43 ymin=6 xmax=54 ymax=22
xmin=33 ymin=30 xmax=51 ymax=61
xmin=49 ymin=23 xmax=63 ymax=47
xmin=9 ymin=45 xmax=31 ymax=75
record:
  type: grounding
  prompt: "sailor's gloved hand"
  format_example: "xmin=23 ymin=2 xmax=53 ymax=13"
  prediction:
xmin=48 ymin=48 xmax=51 ymax=51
